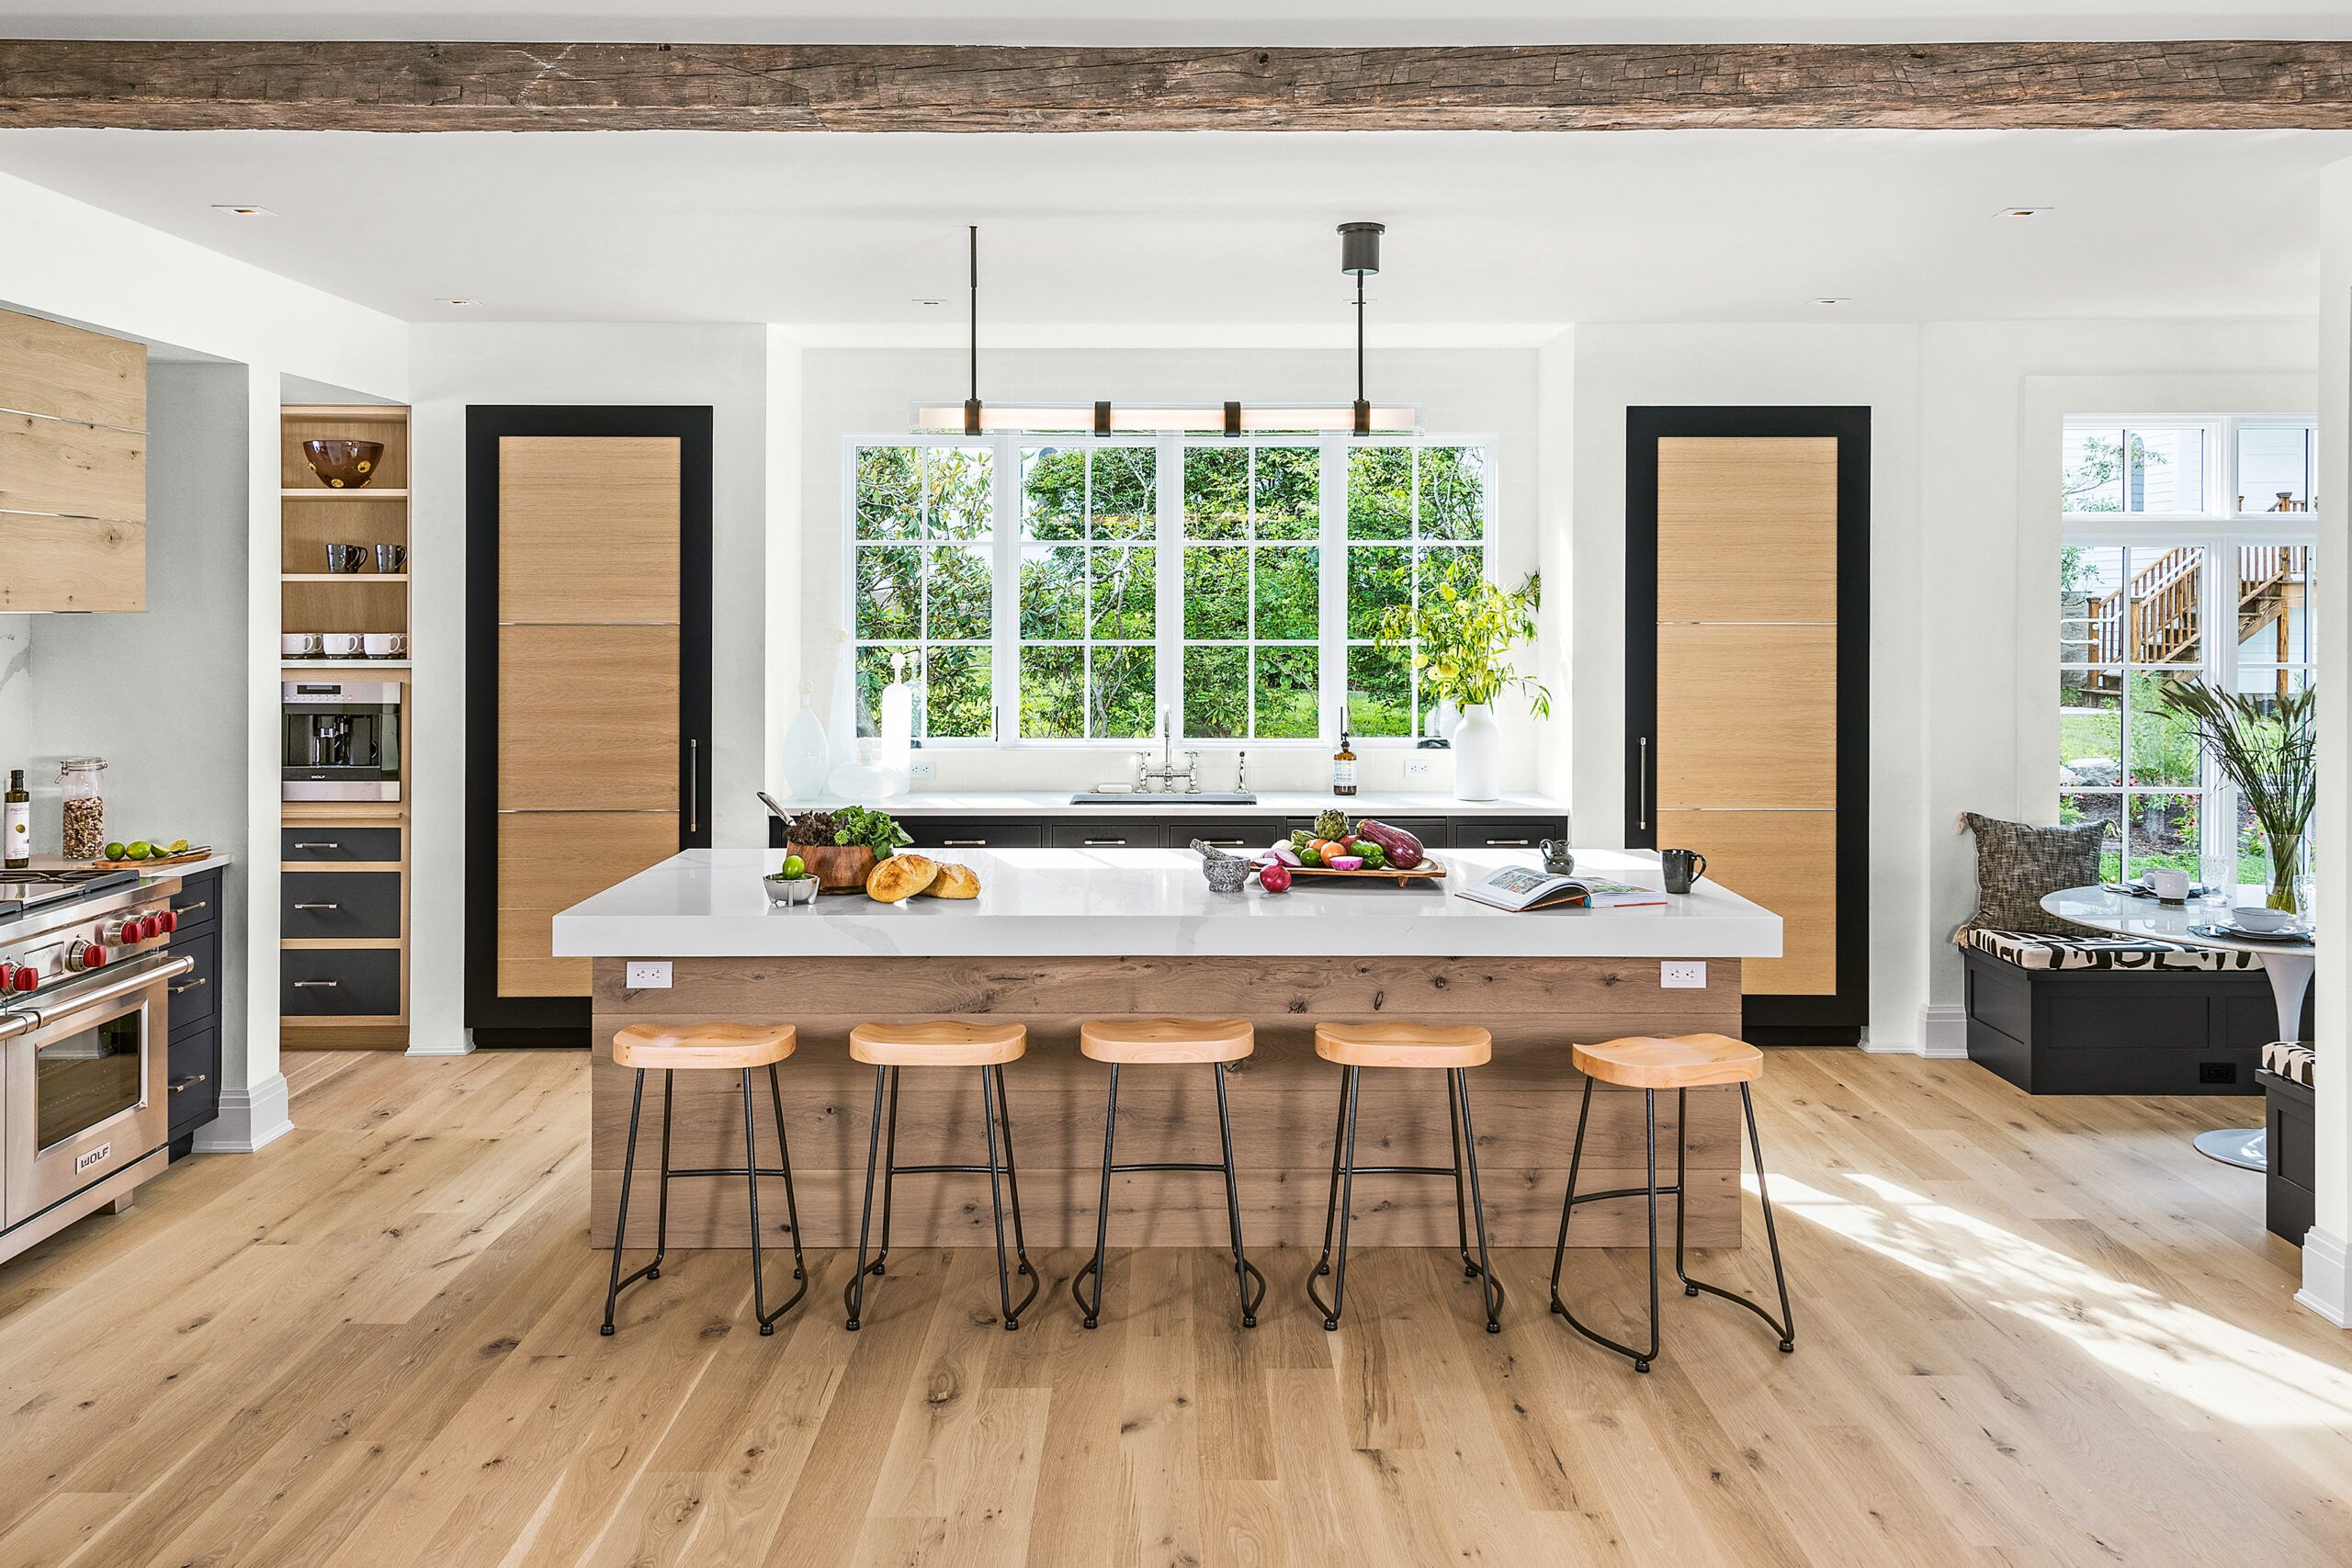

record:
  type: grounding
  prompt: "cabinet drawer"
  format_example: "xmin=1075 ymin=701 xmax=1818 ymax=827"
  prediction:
xmin=169 ymin=869 xmax=221 ymax=935
xmin=1171 ymin=817 xmax=1283 ymax=851
xmin=1046 ymin=821 xmax=1160 ymax=849
xmin=281 ymin=870 xmax=401 ymax=940
xmin=1448 ymin=818 xmax=1564 ymax=850
xmin=167 ymin=1022 xmax=220 ymax=1138
xmin=281 ymin=948 xmax=401 ymax=1016
xmin=1291 ymin=815 xmax=1446 ymax=844
xmin=280 ymin=827 xmax=401 ymax=863
xmin=164 ymin=927 xmax=220 ymax=1032
xmin=906 ymin=819 xmax=1046 ymax=851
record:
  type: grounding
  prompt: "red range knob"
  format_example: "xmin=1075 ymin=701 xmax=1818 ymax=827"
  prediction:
xmin=16 ymin=964 xmax=40 ymax=990
xmin=65 ymin=941 xmax=107 ymax=973
xmin=138 ymin=915 xmax=162 ymax=940
xmin=155 ymin=909 xmax=178 ymax=934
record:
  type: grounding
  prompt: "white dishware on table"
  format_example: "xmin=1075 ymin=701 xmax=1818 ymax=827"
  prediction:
xmin=2041 ymin=882 xmax=2313 ymax=1172
xmin=2230 ymin=905 xmax=2297 ymax=934
xmin=2147 ymin=867 xmax=2190 ymax=902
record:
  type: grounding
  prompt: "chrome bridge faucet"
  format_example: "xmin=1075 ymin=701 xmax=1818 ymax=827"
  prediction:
xmin=1134 ymin=709 xmax=1201 ymax=794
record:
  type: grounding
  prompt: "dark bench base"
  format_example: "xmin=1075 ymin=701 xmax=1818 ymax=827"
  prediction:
xmin=2261 ymin=1068 xmax=2315 ymax=1245
xmin=1962 ymin=945 xmax=2309 ymax=1096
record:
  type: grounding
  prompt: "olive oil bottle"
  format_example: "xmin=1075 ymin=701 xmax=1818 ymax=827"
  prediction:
xmin=4 ymin=769 xmax=28 ymax=870
xmin=1331 ymin=728 xmax=1357 ymax=796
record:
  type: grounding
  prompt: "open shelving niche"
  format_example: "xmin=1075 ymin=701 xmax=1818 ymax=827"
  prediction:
xmin=280 ymin=404 xmax=412 ymax=1049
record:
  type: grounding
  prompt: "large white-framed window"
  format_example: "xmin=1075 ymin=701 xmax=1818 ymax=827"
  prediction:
xmin=2058 ymin=414 xmax=2318 ymax=884
xmin=843 ymin=431 xmax=1497 ymax=746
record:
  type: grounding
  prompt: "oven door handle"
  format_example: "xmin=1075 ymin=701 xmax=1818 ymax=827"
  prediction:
xmin=24 ymin=954 xmax=195 ymax=1032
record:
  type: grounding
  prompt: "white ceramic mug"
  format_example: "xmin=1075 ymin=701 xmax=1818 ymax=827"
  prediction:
xmin=2147 ymin=867 xmax=2190 ymax=903
xmin=362 ymin=632 xmax=406 ymax=659
xmin=322 ymin=632 xmax=364 ymax=659
xmin=280 ymin=632 xmax=321 ymax=658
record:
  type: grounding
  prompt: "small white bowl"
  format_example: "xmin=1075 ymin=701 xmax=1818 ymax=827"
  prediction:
xmin=764 ymin=874 xmax=820 ymax=907
xmin=2230 ymin=905 xmax=2296 ymax=933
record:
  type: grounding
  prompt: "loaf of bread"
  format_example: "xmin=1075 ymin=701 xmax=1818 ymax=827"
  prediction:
xmin=865 ymin=852 xmax=941 ymax=903
xmin=920 ymin=862 xmax=980 ymax=899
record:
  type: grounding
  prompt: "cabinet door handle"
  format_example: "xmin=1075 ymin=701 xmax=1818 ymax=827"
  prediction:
xmin=1198 ymin=839 xmax=1245 ymax=848
xmin=291 ymin=979 xmax=339 ymax=989
xmin=292 ymin=902 xmax=339 ymax=911
xmin=172 ymin=977 xmax=209 ymax=996
xmin=1081 ymin=838 xmax=1127 ymax=847
xmin=292 ymin=841 xmax=341 ymax=851
xmin=171 ymin=1074 xmax=208 ymax=1092
xmin=688 ymin=739 xmax=699 ymax=835
xmin=1484 ymin=838 xmax=1532 ymax=847
xmin=1637 ymin=736 xmax=1649 ymax=833
xmin=176 ymin=900 xmax=209 ymax=916
xmin=942 ymin=839 xmax=987 ymax=847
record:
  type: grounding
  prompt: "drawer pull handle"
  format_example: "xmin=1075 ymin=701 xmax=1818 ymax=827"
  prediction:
xmin=171 ymin=1074 xmax=208 ymax=1092
xmin=1200 ymin=839 xmax=1245 ymax=847
xmin=291 ymin=980 xmax=339 ymax=989
xmin=1081 ymin=838 xmax=1126 ymax=847
xmin=172 ymin=978 xmax=209 ymax=996
xmin=292 ymin=841 xmax=341 ymax=851
xmin=1485 ymin=838 xmax=1532 ymax=847
xmin=942 ymin=839 xmax=987 ymax=847
xmin=292 ymin=903 xmax=339 ymax=911
xmin=176 ymin=900 xmax=209 ymax=916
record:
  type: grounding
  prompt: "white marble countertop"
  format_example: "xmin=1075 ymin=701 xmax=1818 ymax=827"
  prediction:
xmin=553 ymin=847 xmax=1780 ymax=960
xmin=763 ymin=788 xmax=1566 ymax=818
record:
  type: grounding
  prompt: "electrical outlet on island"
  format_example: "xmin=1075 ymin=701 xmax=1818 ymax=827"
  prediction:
xmin=1660 ymin=961 xmax=1706 ymax=989
xmin=626 ymin=961 xmax=673 ymax=989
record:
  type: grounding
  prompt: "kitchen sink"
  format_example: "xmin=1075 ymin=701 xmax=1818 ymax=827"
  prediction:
xmin=1069 ymin=791 xmax=1260 ymax=806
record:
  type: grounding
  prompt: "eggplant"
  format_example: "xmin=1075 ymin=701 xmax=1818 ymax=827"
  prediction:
xmin=1352 ymin=818 xmax=1424 ymax=870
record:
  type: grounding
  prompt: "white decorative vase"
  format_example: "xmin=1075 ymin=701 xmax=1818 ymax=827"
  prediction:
xmin=1426 ymin=697 xmax=1461 ymax=743
xmin=783 ymin=686 xmax=831 ymax=800
xmin=1453 ymin=704 xmax=1500 ymax=801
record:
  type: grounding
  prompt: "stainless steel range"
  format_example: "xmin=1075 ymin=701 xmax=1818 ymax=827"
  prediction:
xmin=0 ymin=869 xmax=195 ymax=1263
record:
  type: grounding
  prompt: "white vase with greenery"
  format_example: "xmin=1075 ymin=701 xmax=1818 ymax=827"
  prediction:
xmin=1375 ymin=569 xmax=1548 ymax=803
xmin=2156 ymin=680 xmax=2317 ymax=913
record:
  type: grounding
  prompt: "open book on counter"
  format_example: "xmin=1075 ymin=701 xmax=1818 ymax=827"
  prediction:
xmin=1453 ymin=866 xmax=1670 ymax=914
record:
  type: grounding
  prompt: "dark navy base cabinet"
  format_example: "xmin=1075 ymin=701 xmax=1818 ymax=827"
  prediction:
xmin=2262 ymin=1070 xmax=2315 ymax=1245
xmin=772 ymin=810 xmax=1567 ymax=856
xmin=167 ymin=866 xmax=225 ymax=1156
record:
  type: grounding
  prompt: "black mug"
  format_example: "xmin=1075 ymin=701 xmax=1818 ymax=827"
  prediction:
xmin=1661 ymin=848 xmax=1707 ymax=895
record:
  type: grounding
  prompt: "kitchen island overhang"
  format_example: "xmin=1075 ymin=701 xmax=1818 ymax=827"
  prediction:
xmin=558 ymin=848 xmax=1782 ymax=1254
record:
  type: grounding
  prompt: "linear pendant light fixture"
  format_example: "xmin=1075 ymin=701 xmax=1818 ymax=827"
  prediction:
xmin=911 ymin=219 xmax=1418 ymax=436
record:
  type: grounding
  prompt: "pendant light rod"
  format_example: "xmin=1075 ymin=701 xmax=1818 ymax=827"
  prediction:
xmin=964 ymin=223 xmax=982 ymax=436
xmin=1338 ymin=220 xmax=1385 ymax=436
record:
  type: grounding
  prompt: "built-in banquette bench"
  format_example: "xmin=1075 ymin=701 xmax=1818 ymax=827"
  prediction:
xmin=2261 ymin=1042 xmax=2316 ymax=1244
xmin=1961 ymin=926 xmax=2310 ymax=1096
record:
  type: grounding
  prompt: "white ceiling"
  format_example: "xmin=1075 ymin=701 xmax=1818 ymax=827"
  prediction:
xmin=2 ymin=2 xmax=2349 ymax=43
xmin=0 ymin=127 xmax=2345 ymax=329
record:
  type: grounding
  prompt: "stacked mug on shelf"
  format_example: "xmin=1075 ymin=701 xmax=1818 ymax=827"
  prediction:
xmin=282 ymin=632 xmax=407 ymax=660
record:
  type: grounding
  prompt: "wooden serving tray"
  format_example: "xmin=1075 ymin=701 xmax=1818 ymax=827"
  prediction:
xmin=1286 ymin=857 xmax=1448 ymax=886
xmin=86 ymin=846 xmax=212 ymax=870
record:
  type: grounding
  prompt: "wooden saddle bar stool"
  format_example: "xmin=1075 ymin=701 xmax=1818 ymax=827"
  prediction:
xmin=843 ymin=1020 xmax=1038 ymax=1332
xmin=601 ymin=1021 xmax=807 ymax=1337
xmin=1548 ymin=1032 xmax=1796 ymax=1373
xmin=1308 ymin=1021 xmax=1504 ymax=1334
xmin=1071 ymin=1017 xmax=1267 ymax=1330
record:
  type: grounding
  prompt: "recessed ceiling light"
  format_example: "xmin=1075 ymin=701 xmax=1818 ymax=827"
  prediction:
xmin=1995 ymin=206 xmax=2053 ymax=220
xmin=437 ymin=298 xmax=477 ymax=307
xmin=211 ymin=204 xmax=275 ymax=217
xmin=1808 ymin=296 xmax=1851 ymax=307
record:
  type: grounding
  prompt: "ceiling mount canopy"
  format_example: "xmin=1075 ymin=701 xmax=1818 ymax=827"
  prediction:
xmin=1339 ymin=220 xmax=1385 ymax=436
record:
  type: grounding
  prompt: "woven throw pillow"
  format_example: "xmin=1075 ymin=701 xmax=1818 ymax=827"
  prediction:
xmin=1961 ymin=813 xmax=2108 ymax=935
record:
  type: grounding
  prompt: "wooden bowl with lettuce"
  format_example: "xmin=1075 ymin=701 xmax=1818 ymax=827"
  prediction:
xmin=776 ymin=806 xmax=913 ymax=894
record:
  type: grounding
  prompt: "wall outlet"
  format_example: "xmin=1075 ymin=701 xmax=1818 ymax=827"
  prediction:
xmin=626 ymin=961 xmax=673 ymax=989
xmin=1404 ymin=755 xmax=1436 ymax=781
xmin=1660 ymin=961 xmax=1706 ymax=989
xmin=908 ymin=755 xmax=935 ymax=780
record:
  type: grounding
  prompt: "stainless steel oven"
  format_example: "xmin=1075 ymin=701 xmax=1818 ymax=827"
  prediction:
xmin=3 ymin=949 xmax=190 ymax=1230
xmin=283 ymin=679 xmax=403 ymax=801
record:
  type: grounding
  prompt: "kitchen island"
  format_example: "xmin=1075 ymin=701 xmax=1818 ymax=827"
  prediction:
xmin=555 ymin=847 xmax=1781 ymax=1252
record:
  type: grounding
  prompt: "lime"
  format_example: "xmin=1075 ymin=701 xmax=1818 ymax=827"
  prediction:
xmin=168 ymin=839 xmax=190 ymax=854
xmin=105 ymin=841 xmax=127 ymax=861
xmin=783 ymin=854 xmax=807 ymax=880
xmin=126 ymin=840 xmax=151 ymax=860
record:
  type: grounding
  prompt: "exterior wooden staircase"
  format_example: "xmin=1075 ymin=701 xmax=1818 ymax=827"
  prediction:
xmin=2079 ymin=547 xmax=2305 ymax=693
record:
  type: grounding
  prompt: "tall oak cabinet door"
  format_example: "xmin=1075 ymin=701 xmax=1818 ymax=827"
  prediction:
xmin=467 ymin=412 xmax=713 ymax=1044
xmin=1626 ymin=412 xmax=1869 ymax=1043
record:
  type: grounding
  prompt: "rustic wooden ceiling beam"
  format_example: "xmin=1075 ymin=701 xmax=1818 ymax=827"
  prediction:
xmin=1 ymin=39 xmax=2348 ymax=132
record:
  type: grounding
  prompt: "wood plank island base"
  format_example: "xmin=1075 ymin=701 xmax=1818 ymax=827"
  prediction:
xmin=561 ymin=848 xmax=1783 ymax=1252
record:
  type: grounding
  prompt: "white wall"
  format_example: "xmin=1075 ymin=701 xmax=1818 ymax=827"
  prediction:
xmin=788 ymin=342 xmax=1552 ymax=795
xmin=406 ymin=323 xmax=771 ymax=1055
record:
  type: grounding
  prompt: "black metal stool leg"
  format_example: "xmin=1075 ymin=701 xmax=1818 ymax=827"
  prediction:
xmin=978 ymin=1064 xmax=1035 ymax=1329
xmin=768 ymin=1065 xmax=806 ymax=1285
xmin=1637 ymin=1091 xmax=1661 ymax=1371
xmin=1548 ymin=1075 xmax=1594 ymax=1313
xmin=843 ymin=1065 xmax=888 ymax=1330
xmin=1448 ymin=1069 xmax=1476 ymax=1280
xmin=1551 ymin=1077 xmax=1664 ymax=1372
xmin=600 ymin=1068 xmax=648 ymax=1336
xmin=872 ymin=1067 xmax=901 ymax=1275
xmin=1312 ymin=1069 xmax=1350 ymax=1280
xmin=648 ymin=1069 xmax=673 ymax=1280
xmin=1453 ymin=1068 xmax=1503 ymax=1333
xmin=1073 ymin=1063 xmax=1121 ymax=1328
xmin=1214 ymin=1062 xmax=1264 ymax=1328
xmin=992 ymin=1065 xmax=1036 ymax=1286
xmin=1306 ymin=1067 xmax=1363 ymax=1330
xmin=1674 ymin=1083 xmax=1797 ymax=1352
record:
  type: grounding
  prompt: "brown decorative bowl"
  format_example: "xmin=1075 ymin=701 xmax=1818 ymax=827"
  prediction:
xmin=786 ymin=842 xmax=877 ymax=894
xmin=302 ymin=439 xmax=385 ymax=489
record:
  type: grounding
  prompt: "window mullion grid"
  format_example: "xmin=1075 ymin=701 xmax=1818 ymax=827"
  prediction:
xmin=990 ymin=437 xmax=1016 ymax=745
xmin=1318 ymin=441 xmax=1348 ymax=746
xmin=1157 ymin=434 xmax=1182 ymax=747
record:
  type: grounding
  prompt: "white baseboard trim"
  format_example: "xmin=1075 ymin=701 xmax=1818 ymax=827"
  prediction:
xmin=190 ymin=1073 xmax=292 ymax=1155
xmin=1860 ymin=1006 xmax=1968 ymax=1058
xmin=2298 ymin=1226 xmax=2352 ymax=1327
xmin=406 ymin=1032 xmax=476 ymax=1058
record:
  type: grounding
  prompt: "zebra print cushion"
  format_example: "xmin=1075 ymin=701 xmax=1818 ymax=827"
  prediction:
xmin=1961 ymin=813 xmax=2110 ymax=935
xmin=1963 ymin=928 xmax=2263 ymax=972
xmin=2262 ymin=1041 xmax=2315 ymax=1087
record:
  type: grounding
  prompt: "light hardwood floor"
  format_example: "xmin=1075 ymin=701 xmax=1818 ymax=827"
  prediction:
xmin=3 ymin=1048 xmax=2348 ymax=1567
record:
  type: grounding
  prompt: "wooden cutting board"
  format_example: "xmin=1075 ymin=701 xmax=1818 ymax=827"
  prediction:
xmin=86 ymin=846 xmax=211 ymax=870
xmin=1286 ymin=857 xmax=1448 ymax=886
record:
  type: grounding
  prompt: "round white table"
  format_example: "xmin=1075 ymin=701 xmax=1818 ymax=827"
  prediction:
xmin=2040 ymin=884 xmax=2312 ymax=1172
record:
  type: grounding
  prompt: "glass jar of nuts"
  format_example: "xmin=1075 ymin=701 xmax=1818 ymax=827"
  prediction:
xmin=58 ymin=756 xmax=107 ymax=862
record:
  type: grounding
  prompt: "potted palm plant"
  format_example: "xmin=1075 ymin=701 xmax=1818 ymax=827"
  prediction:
xmin=2155 ymin=680 xmax=2317 ymax=913
xmin=1375 ymin=569 xmax=1549 ymax=801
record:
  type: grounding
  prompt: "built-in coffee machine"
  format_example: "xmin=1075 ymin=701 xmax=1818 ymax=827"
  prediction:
xmin=282 ymin=680 xmax=402 ymax=800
